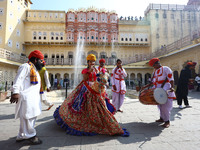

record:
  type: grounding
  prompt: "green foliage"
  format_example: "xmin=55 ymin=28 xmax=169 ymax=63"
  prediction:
xmin=0 ymin=82 xmax=5 ymax=92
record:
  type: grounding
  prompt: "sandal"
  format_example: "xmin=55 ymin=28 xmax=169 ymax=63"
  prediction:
xmin=117 ymin=109 xmax=123 ymax=113
xmin=46 ymin=104 xmax=54 ymax=111
xmin=162 ymin=122 xmax=170 ymax=128
xmin=16 ymin=138 xmax=25 ymax=143
xmin=28 ymin=136 xmax=42 ymax=145
xmin=155 ymin=118 xmax=164 ymax=123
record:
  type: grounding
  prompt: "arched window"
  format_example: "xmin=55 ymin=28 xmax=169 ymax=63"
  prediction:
xmin=44 ymin=54 xmax=48 ymax=58
xmin=121 ymin=38 xmax=124 ymax=41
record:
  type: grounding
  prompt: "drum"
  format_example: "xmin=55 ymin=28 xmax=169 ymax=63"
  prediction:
xmin=139 ymin=88 xmax=168 ymax=105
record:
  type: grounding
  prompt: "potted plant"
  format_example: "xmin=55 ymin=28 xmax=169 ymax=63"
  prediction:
xmin=57 ymin=83 xmax=61 ymax=90
xmin=0 ymin=82 xmax=7 ymax=101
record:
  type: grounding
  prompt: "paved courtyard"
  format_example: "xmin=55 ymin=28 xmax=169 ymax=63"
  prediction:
xmin=0 ymin=89 xmax=200 ymax=150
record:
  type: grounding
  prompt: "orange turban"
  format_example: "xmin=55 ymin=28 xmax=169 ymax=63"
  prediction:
xmin=149 ymin=58 xmax=160 ymax=67
xmin=28 ymin=50 xmax=44 ymax=60
xmin=87 ymin=54 xmax=96 ymax=61
xmin=99 ymin=58 xmax=106 ymax=63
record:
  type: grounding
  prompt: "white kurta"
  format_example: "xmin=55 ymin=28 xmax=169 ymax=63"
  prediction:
xmin=12 ymin=63 xmax=42 ymax=119
xmin=152 ymin=66 xmax=176 ymax=99
xmin=111 ymin=67 xmax=127 ymax=94
xmin=152 ymin=66 xmax=176 ymax=122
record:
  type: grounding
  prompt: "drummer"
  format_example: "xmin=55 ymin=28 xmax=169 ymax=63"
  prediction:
xmin=141 ymin=58 xmax=176 ymax=128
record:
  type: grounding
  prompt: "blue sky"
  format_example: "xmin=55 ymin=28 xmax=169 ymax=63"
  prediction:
xmin=31 ymin=0 xmax=189 ymax=17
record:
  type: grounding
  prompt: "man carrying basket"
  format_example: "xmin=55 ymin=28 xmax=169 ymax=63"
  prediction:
xmin=141 ymin=58 xmax=176 ymax=128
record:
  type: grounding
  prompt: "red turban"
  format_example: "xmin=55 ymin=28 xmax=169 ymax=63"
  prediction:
xmin=187 ymin=62 xmax=193 ymax=66
xmin=99 ymin=58 xmax=106 ymax=63
xmin=149 ymin=58 xmax=160 ymax=67
xmin=192 ymin=62 xmax=197 ymax=66
xmin=28 ymin=50 xmax=44 ymax=60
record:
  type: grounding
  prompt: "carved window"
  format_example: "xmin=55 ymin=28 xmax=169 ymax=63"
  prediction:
xmin=163 ymin=13 xmax=167 ymax=19
xmin=155 ymin=13 xmax=159 ymax=19
xmin=0 ymin=8 xmax=3 ymax=15
xmin=8 ymin=40 xmax=12 ymax=47
xmin=16 ymin=42 xmax=20 ymax=49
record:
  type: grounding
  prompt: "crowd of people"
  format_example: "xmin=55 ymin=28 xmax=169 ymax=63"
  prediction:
xmin=10 ymin=50 xmax=199 ymax=145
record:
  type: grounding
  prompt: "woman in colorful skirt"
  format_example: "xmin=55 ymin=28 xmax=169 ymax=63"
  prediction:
xmin=53 ymin=54 xmax=129 ymax=136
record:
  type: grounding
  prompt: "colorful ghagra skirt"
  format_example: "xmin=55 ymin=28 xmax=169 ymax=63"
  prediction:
xmin=53 ymin=81 xmax=129 ymax=136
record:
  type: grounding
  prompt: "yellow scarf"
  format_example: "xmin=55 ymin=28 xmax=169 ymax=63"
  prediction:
xmin=28 ymin=61 xmax=44 ymax=94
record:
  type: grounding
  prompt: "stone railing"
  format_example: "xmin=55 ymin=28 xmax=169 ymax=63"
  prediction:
xmin=0 ymin=48 xmax=28 ymax=64
xmin=0 ymin=33 xmax=194 ymax=66
xmin=44 ymin=57 xmax=117 ymax=66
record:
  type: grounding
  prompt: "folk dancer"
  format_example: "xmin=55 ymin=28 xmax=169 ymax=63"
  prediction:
xmin=111 ymin=59 xmax=127 ymax=113
xmin=10 ymin=50 xmax=44 ymax=144
xmin=39 ymin=60 xmax=54 ymax=111
xmin=53 ymin=54 xmax=129 ymax=136
xmin=142 ymin=58 xmax=176 ymax=128
xmin=98 ymin=58 xmax=115 ymax=114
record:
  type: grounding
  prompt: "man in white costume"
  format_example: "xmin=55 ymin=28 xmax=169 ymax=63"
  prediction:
xmin=10 ymin=50 xmax=44 ymax=145
xmin=111 ymin=59 xmax=127 ymax=112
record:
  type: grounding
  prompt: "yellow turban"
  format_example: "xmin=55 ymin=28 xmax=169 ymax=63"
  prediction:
xmin=87 ymin=54 xmax=96 ymax=61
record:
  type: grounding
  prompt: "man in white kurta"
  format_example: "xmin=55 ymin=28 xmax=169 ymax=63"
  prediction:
xmin=111 ymin=59 xmax=127 ymax=112
xmin=10 ymin=50 xmax=44 ymax=144
xmin=144 ymin=58 xmax=176 ymax=128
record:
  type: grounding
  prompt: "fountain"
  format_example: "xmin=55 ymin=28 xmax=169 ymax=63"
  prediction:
xmin=73 ymin=33 xmax=85 ymax=87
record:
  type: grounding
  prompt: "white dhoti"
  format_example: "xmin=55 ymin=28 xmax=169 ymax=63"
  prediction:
xmin=112 ymin=92 xmax=125 ymax=110
xmin=17 ymin=106 xmax=37 ymax=140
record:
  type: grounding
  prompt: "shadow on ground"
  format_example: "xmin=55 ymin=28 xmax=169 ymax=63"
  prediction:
xmin=0 ymin=119 xmax=165 ymax=149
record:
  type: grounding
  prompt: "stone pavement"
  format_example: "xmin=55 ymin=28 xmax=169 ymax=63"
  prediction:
xmin=0 ymin=89 xmax=200 ymax=150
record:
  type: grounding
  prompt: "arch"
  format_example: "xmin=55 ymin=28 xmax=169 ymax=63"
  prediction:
xmin=173 ymin=71 xmax=179 ymax=85
xmin=52 ymin=54 xmax=55 ymax=58
xmin=49 ymin=73 xmax=54 ymax=86
xmin=61 ymin=54 xmax=64 ymax=58
xmin=100 ymin=52 xmax=107 ymax=59
xmin=137 ymin=73 xmax=142 ymax=86
xmin=55 ymin=73 xmax=61 ymax=79
xmin=145 ymin=73 xmax=151 ymax=85
xmin=111 ymin=52 xmax=117 ymax=58
xmin=44 ymin=54 xmax=48 ymax=58
xmin=87 ymin=50 xmax=98 ymax=58
xmin=64 ymin=73 xmax=69 ymax=79
xmin=130 ymin=73 xmax=135 ymax=80
xmin=56 ymin=54 xmax=59 ymax=58
xmin=68 ymin=51 xmax=73 ymax=58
